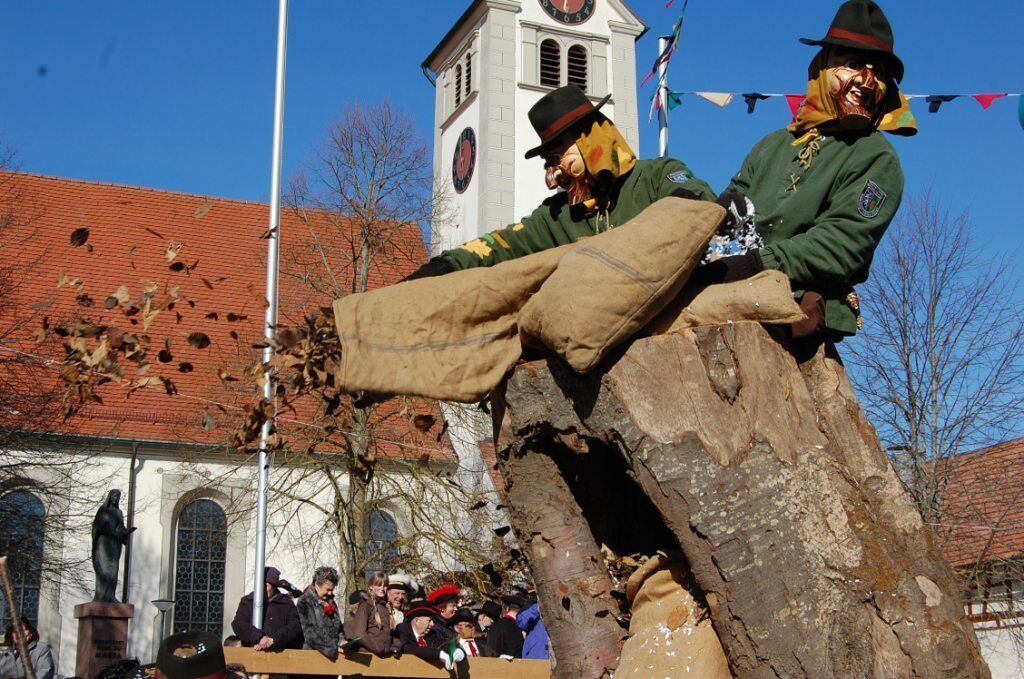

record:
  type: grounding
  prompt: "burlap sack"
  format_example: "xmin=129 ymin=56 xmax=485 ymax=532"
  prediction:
xmin=646 ymin=269 xmax=806 ymax=336
xmin=332 ymin=243 xmax=573 ymax=403
xmin=617 ymin=553 xmax=733 ymax=678
xmin=518 ymin=197 xmax=725 ymax=373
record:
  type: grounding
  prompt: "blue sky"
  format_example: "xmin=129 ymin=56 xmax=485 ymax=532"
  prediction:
xmin=1 ymin=1 xmax=1021 ymax=252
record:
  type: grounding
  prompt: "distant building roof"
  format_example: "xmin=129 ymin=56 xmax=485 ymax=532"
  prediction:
xmin=940 ymin=437 xmax=1024 ymax=569
xmin=0 ymin=172 xmax=452 ymax=461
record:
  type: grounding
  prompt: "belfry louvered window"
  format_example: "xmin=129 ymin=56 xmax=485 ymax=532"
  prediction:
xmin=455 ymin=65 xmax=463 ymax=107
xmin=540 ymin=39 xmax=560 ymax=87
xmin=567 ymin=45 xmax=588 ymax=91
xmin=464 ymin=53 xmax=472 ymax=98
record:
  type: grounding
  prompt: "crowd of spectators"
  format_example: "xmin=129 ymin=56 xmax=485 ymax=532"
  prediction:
xmin=226 ymin=565 xmax=549 ymax=671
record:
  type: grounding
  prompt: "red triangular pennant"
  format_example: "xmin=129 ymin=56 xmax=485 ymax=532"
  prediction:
xmin=785 ymin=95 xmax=806 ymax=118
xmin=972 ymin=93 xmax=1006 ymax=110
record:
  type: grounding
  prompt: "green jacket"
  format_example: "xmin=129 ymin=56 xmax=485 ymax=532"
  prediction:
xmin=440 ymin=157 xmax=715 ymax=270
xmin=724 ymin=128 xmax=904 ymax=336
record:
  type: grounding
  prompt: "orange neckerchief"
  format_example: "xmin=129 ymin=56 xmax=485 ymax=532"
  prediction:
xmin=789 ymin=51 xmax=917 ymax=142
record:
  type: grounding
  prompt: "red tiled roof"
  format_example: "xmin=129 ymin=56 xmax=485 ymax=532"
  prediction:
xmin=0 ymin=172 xmax=451 ymax=460
xmin=939 ymin=437 xmax=1024 ymax=569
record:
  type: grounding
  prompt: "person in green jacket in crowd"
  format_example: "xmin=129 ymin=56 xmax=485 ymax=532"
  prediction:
xmin=700 ymin=0 xmax=916 ymax=341
xmin=405 ymin=84 xmax=716 ymax=279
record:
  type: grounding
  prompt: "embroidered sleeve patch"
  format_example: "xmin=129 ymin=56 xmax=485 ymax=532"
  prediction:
xmin=667 ymin=169 xmax=693 ymax=184
xmin=859 ymin=180 xmax=887 ymax=218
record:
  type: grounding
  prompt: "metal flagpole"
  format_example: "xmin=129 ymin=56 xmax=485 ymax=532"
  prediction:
xmin=252 ymin=0 xmax=289 ymax=628
xmin=657 ymin=36 xmax=670 ymax=157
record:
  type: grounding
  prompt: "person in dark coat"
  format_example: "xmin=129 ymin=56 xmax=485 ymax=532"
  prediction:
xmin=231 ymin=566 xmax=304 ymax=651
xmin=347 ymin=571 xmax=394 ymax=657
xmin=484 ymin=595 xmax=525 ymax=658
xmin=393 ymin=600 xmax=465 ymax=671
xmin=474 ymin=600 xmax=501 ymax=635
xmin=449 ymin=608 xmax=491 ymax=659
xmin=295 ymin=566 xmax=345 ymax=660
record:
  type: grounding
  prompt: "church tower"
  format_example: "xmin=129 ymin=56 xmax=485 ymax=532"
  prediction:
xmin=422 ymin=0 xmax=647 ymax=254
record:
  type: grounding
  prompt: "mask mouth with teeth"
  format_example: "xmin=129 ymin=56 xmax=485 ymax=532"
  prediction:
xmin=824 ymin=48 xmax=888 ymax=128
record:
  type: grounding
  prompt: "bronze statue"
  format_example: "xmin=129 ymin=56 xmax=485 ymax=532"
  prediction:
xmin=91 ymin=489 xmax=134 ymax=603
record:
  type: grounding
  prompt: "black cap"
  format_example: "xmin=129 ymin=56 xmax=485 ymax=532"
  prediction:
xmin=348 ymin=590 xmax=367 ymax=606
xmin=524 ymin=85 xmax=611 ymax=159
xmin=799 ymin=0 xmax=904 ymax=82
xmin=156 ymin=631 xmax=226 ymax=679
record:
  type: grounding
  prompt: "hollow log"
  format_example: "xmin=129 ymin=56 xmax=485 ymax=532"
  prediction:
xmin=497 ymin=322 xmax=990 ymax=678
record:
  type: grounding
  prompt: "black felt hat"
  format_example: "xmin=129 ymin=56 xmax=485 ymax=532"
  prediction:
xmin=474 ymin=600 xmax=502 ymax=620
xmin=404 ymin=598 xmax=440 ymax=620
xmin=800 ymin=0 xmax=904 ymax=83
xmin=448 ymin=607 xmax=478 ymax=626
xmin=524 ymin=85 xmax=611 ymax=159
xmin=156 ymin=631 xmax=226 ymax=679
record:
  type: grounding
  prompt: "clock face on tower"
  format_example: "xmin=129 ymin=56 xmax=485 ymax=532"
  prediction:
xmin=452 ymin=127 xmax=476 ymax=194
xmin=538 ymin=0 xmax=595 ymax=25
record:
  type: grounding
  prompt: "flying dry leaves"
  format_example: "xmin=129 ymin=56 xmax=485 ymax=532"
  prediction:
xmin=70 ymin=227 xmax=90 ymax=247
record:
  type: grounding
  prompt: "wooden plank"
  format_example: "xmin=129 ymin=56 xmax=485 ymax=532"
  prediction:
xmin=223 ymin=647 xmax=551 ymax=678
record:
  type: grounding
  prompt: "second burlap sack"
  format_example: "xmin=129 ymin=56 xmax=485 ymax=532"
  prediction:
xmin=518 ymin=196 xmax=725 ymax=373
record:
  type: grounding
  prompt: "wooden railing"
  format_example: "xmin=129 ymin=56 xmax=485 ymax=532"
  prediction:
xmin=223 ymin=647 xmax=551 ymax=678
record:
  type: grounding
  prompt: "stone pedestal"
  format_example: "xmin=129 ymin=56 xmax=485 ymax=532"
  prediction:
xmin=74 ymin=602 xmax=134 ymax=679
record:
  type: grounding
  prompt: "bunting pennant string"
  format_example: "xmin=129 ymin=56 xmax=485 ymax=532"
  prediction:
xmin=640 ymin=0 xmax=689 ymax=88
xmin=926 ymin=95 xmax=959 ymax=113
xmin=660 ymin=90 xmax=1023 ymax=126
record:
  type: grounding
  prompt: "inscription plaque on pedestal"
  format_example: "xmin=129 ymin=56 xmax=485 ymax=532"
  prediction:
xmin=74 ymin=602 xmax=135 ymax=679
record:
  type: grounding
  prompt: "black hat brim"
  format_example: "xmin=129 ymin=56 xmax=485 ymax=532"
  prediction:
xmin=524 ymin=93 xmax=612 ymax=159
xmin=799 ymin=37 xmax=904 ymax=83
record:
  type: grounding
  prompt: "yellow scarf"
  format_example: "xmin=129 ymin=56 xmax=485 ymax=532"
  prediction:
xmin=789 ymin=52 xmax=917 ymax=141
xmin=575 ymin=118 xmax=637 ymax=181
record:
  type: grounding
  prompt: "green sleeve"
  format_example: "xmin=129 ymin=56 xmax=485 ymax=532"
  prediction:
xmin=438 ymin=197 xmax=567 ymax=270
xmin=652 ymin=157 xmax=716 ymax=201
xmin=759 ymin=145 xmax=904 ymax=286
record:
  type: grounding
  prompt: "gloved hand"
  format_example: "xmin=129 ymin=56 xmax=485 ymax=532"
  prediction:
xmin=714 ymin=191 xmax=753 ymax=232
xmin=403 ymin=257 xmax=454 ymax=282
xmin=687 ymin=251 xmax=764 ymax=288
xmin=791 ymin=291 xmax=826 ymax=338
xmin=439 ymin=650 xmax=454 ymax=670
xmin=452 ymin=648 xmax=466 ymax=663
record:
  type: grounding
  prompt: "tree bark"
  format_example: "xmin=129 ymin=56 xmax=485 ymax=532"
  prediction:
xmin=498 ymin=322 xmax=991 ymax=678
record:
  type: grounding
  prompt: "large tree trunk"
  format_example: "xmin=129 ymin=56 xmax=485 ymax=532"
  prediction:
xmin=496 ymin=322 xmax=990 ymax=678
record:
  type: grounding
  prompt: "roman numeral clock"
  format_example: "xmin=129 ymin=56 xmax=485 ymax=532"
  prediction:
xmin=539 ymin=0 xmax=596 ymax=25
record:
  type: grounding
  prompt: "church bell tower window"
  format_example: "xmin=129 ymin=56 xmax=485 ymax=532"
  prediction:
xmin=540 ymin=39 xmax=561 ymax=88
xmin=567 ymin=44 xmax=588 ymax=91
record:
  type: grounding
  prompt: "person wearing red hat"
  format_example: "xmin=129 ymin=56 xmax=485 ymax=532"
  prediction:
xmin=701 ymin=0 xmax=914 ymax=345
xmin=405 ymin=84 xmax=715 ymax=279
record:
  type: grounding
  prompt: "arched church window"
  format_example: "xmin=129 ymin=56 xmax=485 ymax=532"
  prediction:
xmin=567 ymin=45 xmax=588 ymax=92
xmin=0 ymin=490 xmax=45 ymax=630
xmin=540 ymin=39 xmax=561 ymax=88
xmin=364 ymin=509 xmax=400 ymax=577
xmin=464 ymin=53 xmax=472 ymax=99
xmin=172 ymin=498 xmax=227 ymax=636
xmin=455 ymin=65 xmax=463 ymax=107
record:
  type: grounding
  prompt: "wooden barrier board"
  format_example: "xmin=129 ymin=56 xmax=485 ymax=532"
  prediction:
xmin=223 ymin=647 xmax=551 ymax=678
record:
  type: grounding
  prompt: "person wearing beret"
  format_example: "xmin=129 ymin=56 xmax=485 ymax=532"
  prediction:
xmin=404 ymin=84 xmax=715 ymax=280
xmin=703 ymin=0 xmax=912 ymax=345
xmin=230 ymin=566 xmax=304 ymax=652
xmin=392 ymin=600 xmax=466 ymax=671
xmin=484 ymin=595 xmax=525 ymax=659
xmin=156 ymin=631 xmax=227 ymax=679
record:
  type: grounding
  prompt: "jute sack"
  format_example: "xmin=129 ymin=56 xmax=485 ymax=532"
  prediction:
xmin=645 ymin=269 xmax=806 ymax=336
xmin=332 ymin=243 xmax=572 ymax=403
xmin=617 ymin=553 xmax=733 ymax=678
xmin=518 ymin=197 xmax=725 ymax=373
